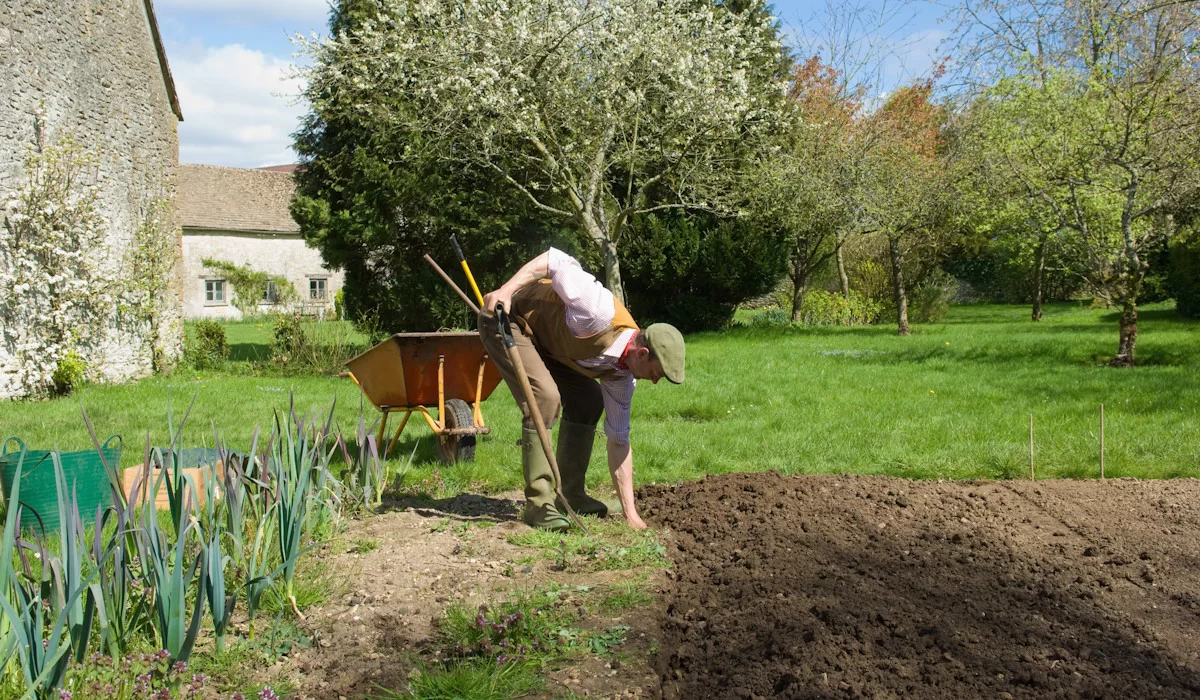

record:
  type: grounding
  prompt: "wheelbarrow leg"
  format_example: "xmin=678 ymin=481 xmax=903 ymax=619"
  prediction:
xmin=438 ymin=354 xmax=445 ymax=430
xmin=376 ymin=409 xmax=390 ymax=457
xmin=383 ymin=410 xmax=412 ymax=461
xmin=473 ymin=355 xmax=488 ymax=429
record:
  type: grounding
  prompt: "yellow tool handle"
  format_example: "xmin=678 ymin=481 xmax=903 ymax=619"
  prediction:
xmin=459 ymin=260 xmax=485 ymax=308
xmin=450 ymin=233 xmax=486 ymax=308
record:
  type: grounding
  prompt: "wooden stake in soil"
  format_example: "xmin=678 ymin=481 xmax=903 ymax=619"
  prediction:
xmin=1100 ymin=403 xmax=1105 ymax=480
xmin=1029 ymin=414 xmax=1035 ymax=481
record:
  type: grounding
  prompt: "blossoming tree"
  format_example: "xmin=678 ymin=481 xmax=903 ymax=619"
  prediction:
xmin=297 ymin=0 xmax=788 ymax=302
xmin=0 ymin=135 xmax=117 ymax=398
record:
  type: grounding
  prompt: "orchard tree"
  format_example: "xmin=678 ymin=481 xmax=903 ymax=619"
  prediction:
xmin=958 ymin=76 xmax=1090 ymax=321
xmin=953 ymin=0 xmax=1200 ymax=365
xmin=292 ymin=0 xmax=575 ymax=333
xmin=296 ymin=0 xmax=789 ymax=303
xmin=753 ymin=56 xmax=863 ymax=320
xmin=860 ymin=77 xmax=957 ymax=336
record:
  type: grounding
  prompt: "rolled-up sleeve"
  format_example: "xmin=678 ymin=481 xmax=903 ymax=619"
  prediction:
xmin=600 ymin=376 xmax=635 ymax=445
xmin=546 ymin=248 xmax=615 ymax=337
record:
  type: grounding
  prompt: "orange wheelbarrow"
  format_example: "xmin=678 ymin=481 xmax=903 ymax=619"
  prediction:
xmin=345 ymin=333 xmax=503 ymax=462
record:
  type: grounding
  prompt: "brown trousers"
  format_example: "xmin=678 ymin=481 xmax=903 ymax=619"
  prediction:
xmin=478 ymin=312 xmax=603 ymax=432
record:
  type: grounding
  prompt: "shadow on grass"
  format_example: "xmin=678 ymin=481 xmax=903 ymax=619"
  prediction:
xmin=229 ymin=342 xmax=271 ymax=363
xmin=379 ymin=492 xmax=521 ymax=523
xmin=1099 ymin=307 xmax=1195 ymax=324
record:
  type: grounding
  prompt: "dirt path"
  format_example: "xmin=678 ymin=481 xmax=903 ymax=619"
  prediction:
xmin=282 ymin=493 xmax=665 ymax=699
xmin=641 ymin=473 xmax=1200 ymax=699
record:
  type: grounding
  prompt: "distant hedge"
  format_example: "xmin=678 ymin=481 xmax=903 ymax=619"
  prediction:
xmin=1170 ymin=227 xmax=1200 ymax=318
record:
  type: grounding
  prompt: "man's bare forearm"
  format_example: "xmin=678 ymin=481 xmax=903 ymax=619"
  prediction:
xmin=483 ymin=252 xmax=549 ymax=312
xmin=607 ymin=439 xmax=646 ymax=529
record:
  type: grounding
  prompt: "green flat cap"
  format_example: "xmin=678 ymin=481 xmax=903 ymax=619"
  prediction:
xmin=643 ymin=323 xmax=685 ymax=384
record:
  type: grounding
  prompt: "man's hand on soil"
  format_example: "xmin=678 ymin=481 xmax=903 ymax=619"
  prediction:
xmin=625 ymin=513 xmax=648 ymax=530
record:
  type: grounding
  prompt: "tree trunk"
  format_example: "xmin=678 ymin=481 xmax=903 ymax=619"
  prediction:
xmin=601 ymin=240 xmax=625 ymax=305
xmin=835 ymin=233 xmax=850 ymax=300
xmin=888 ymin=235 xmax=910 ymax=336
xmin=583 ymin=214 xmax=626 ymax=304
xmin=1031 ymin=235 xmax=1048 ymax=322
xmin=1111 ymin=299 xmax=1137 ymax=367
xmin=790 ymin=276 xmax=808 ymax=322
xmin=790 ymin=238 xmax=811 ymax=322
xmin=1110 ymin=175 xmax=1143 ymax=368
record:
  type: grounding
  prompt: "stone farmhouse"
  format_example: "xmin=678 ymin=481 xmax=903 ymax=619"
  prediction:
xmin=0 ymin=0 xmax=184 ymax=399
xmin=178 ymin=164 xmax=343 ymax=320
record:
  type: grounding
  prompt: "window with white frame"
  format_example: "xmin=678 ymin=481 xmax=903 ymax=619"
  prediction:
xmin=204 ymin=279 xmax=226 ymax=304
xmin=309 ymin=278 xmax=328 ymax=301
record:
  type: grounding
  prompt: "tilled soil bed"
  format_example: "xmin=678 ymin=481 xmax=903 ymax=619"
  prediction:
xmin=641 ymin=473 xmax=1200 ymax=699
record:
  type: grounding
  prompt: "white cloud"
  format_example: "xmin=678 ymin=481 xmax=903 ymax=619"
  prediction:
xmin=172 ymin=44 xmax=306 ymax=168
xmin=155 ymin=0 xmax=331 ymax=24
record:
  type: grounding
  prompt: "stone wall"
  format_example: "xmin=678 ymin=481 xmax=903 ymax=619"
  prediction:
xmin=0 ymin=0 xmax=183 ymax=398
xmin=182 ymin=230 xmax=345 ymax=320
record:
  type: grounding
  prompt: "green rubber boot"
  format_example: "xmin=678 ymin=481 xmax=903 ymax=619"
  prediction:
xmin=556 ymin=420 xmax=621 ymax=517
xmin=522 ymin=428 xmax=570 ymax=531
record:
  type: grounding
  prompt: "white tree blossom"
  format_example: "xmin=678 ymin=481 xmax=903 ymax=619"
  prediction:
xmin=297 ymin=0 xmax=788 ymax=300
xmin=0 ymin=135 xmax=118 ymax=398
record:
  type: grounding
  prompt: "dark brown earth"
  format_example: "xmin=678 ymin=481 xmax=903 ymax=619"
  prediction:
xmin=640 ymin=473 xmax=1200 ymax=699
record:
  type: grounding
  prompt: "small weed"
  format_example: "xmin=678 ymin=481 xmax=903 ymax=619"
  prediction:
xmin=192 ymin=620 xmax=308 ymax=692
xmin=192 ymin=640 xmax=263 ymax=691
xmin=431 ymin=519 xmax=451 ymax=533
xmin=589 ymin=625 xmax=631 ymax=655
xmin=440 ymin=586 xmax=586 ymax=665
xmin=382 ymin=658 xmax=544 ymax=699
xmin=63 ymin=650 xmax=207 ymax=698
xmin=350 ymin=536 xmax=380 ymax=554
xmin=599 ymin=579 xmax=654 ymax=613
xmin=415 ymin=583 xmax=647 ymax=698
xmin=507 ymin=522 xmax=670 ymax=572
xmin=261 ymin=559 xmax=347 ymax=614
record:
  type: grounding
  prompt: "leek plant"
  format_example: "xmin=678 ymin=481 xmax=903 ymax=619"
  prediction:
xmin=85 ymin=413 xmax=149 ymax=657
xmin=0 ymin=454 xmax=98 ymax=699
xmin=268 ymin=399 xmax=342 ymax=616
xmin=0 ymin=450 xmax=24 ymax=673
xmin=90 ymin=499 xmax=147 ymax=657
xmin=159 ymin=393 xmax=200 ymax=539
xmin=50 ymin=454 xmax=99 ymax=663
xmin=342 ymin=404 xmax=383 ymax=510
xmin=202 ymin=519 xmax=236 ymax=653
xmin=134 ymin=479 xmax=206 ymax=662
xmin=215 ymin=425 xmax=261 ymax=570
xmin=242 ymin=498 xmax=277 ymax=639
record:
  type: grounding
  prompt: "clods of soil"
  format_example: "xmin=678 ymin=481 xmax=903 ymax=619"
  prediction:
xmin=641 ymin=472 xmax=1200 ymax=699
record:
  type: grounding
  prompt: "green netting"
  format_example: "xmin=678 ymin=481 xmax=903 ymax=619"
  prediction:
xmin=0 ymin=436 xmax=121 ymax=533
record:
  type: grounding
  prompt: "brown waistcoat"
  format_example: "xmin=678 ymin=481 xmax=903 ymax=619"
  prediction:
xmin=510 ymin=279 xmax=638 ymax=380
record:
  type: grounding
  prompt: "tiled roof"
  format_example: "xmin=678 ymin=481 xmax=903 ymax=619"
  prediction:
xmin=178 ymin=164 xmax=300 ymax=234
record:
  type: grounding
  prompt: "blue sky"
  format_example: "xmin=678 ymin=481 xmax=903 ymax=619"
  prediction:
xmin=156 ymin=0 xmax=948 ymax=168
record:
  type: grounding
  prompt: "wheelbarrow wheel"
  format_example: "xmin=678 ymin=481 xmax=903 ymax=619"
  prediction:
xmin=438 ymin=399 xmax=476 ymax=463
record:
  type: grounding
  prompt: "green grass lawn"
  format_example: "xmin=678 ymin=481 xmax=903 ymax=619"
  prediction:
xmin=1 ymin=303 xmax=1198 ymax=494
